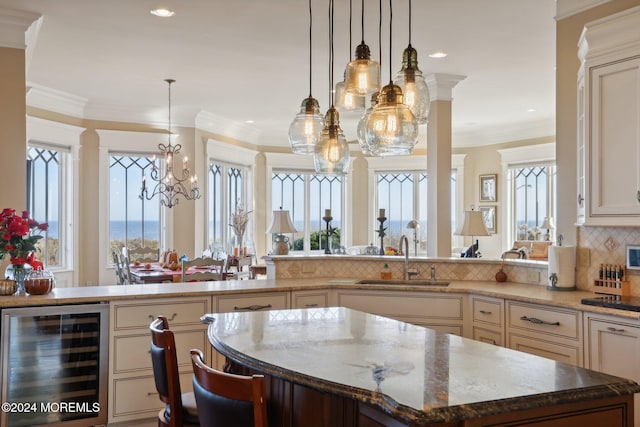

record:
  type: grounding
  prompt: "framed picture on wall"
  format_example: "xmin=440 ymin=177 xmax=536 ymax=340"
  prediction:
xmin=479 ymin=174 xmax=497 ymax=202
xmin=480 ymin=206 xmax=496 ymax=234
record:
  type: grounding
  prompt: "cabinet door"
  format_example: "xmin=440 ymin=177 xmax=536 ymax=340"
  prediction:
xmin=589 ymin=57 xmax=640 ymax=219
xmin=291 ymin=290 xmax=332 ymax=308
xmin=585 ymin=314 xmax=640 ymax=427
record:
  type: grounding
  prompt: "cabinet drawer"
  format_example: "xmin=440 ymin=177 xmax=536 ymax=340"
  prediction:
xmin=111 ymin=372 xmax=192 ymax=421
xmin=291 ymin=291 xmax=330 ymax=308
xmin=216 ymin=292 xmax=289 ymax=313
xmin=113 ymin=298 xmax=209 ymax=330
xmin=472 ymin=296 xmax=503 ymax=327
xmin=113 ymin=328 xmax=208 ymax=374
xmin=508 ymin=333 xmax=580 ymax=365
xmin=507 ymin=301 xmax=579 ymax=340
xmin=473 ymin=326 xmax=503 ymax=346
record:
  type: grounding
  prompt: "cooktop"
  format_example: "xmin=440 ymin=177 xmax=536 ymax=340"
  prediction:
xmin=581 ymin=296 xmax=640 ymax=312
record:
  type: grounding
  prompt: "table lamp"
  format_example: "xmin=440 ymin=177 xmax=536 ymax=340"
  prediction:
xmin=455 ymin=208 xmax=490 ymax=258
xmin=267 ymin=209 xmax=298 ymax=255
xmin=406 ymin=220 xmax=421 ymax=256
xmin=540 ymin=216 xmax=554 ymax=241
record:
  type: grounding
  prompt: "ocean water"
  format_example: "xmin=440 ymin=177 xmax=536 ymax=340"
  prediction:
xmin=110 ymin=221 xmax=160 ymax=240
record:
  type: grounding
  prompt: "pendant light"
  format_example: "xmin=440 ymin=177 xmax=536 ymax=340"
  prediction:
xmin=314 ymin=0 xmax=349 ymax=176
xmin=288 ymin=0 xmax=325 ymax=155
xmin=140 ymin=79 xmax=201 ymax=208
xmin=364 ymin=0 xmax=418 ymax=156
xmin=344 ymin=0 xmax=380 ymax=95
xmin=335 ymin=0 xmax=365 ymax=112
xmin=357 ymin=91 xmax=379 ymax=156
xmin=395 ymin=0 xmax=430 ymax=124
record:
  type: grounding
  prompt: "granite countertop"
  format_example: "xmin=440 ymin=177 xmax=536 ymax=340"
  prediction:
xmin=0 ymin=277 xmax=638 ymax=319
xmin=208 ymin=306 xmax=640 ymax=425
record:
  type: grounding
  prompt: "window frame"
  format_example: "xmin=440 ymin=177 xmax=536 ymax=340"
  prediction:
xmin=26 ymin=117 xmax=83 ymax=286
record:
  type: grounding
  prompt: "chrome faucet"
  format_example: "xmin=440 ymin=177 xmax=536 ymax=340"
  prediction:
xmin=400 ymin=235 xmax=420 ymax=280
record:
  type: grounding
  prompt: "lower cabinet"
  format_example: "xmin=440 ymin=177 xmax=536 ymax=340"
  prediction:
xmin=506 ymin=300 xmax=582 ymax=366
xmin=584 ymin=312 xmax=640 ymax=427
xmin=470 ymin=295 xmax=504 ymax=346
xmin=291 ymin=289 xmax=334 ymax=308
xmin=335 ymin=290 xmax=466 ymax=336
xmin=108 ymin=296 xmax=211 ymax=424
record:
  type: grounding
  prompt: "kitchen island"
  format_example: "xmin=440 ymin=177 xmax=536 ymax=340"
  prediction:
xmin=208 ymin=306 xmax=639 ymax=427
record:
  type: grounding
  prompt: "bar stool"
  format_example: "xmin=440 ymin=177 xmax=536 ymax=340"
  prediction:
xmin=190 ymin=349 xmax=268 ymax=427
xmin=150 ymin=316 xmax=200 ymax=427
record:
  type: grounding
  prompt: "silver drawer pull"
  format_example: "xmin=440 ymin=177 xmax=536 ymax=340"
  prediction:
xmin=147 ymin=391 xmax=158 ymax=396
xmin=148 ymin=313 xmax=177 ymax=321
xmin=520 ymin=315 xmax=560 ymax=326
xmin=305 ymin=303 xmax=319 ymax=307
xmin=607 ymin=327 xmax=626 ymax=333
xmin=234 ymin=304 xmax=272 ymax=311
xmin=479 ymin=310 xmax=492 ymax=315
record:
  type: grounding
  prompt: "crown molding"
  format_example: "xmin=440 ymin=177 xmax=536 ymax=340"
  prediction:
xmin=555 ymin=0 xmax=612 ymax=21
xmin=453 ymin=117 xmax=555 ymax=148
xmin=0 ymin=7 xmax=41 ymax=49
xmin=578 ymin=5 xmax=640 ymax=62
xmin=26 ymin=83 xmax=88 ymax=118
xmin=425 ymin=73 xmax=467 ymax=102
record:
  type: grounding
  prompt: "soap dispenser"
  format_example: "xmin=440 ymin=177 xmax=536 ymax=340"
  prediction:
xmin=380 ymin=263 xmax=392 ymax=280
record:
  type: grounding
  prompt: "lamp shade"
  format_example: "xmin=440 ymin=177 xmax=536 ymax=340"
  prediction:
xmin=406 ymin=219 xmax=420 ymax=229
xmin=455 ymin=210 xmax=490 ymax=236
xmin=267 ymin=210 xmax=298 ymax=234
xmin=540 ymin=216 xmax=554 ymax=230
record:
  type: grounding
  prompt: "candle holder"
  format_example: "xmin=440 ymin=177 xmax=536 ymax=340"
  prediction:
xmin=323 ymin=215 xmax=333 ymax=254
xmin=376 ymin=216 xmax=387 ymax=255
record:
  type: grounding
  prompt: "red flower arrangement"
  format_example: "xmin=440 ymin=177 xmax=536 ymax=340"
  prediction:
xmin=0 ymin=208 xmax=48 ymax=265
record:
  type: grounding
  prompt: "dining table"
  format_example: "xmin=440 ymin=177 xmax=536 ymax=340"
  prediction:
xmin=128 ymin=262 xmax=227 ymax=284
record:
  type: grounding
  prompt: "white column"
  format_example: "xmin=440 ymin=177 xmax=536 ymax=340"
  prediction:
xmin=425 ymin=73 xmax=466 ymax=257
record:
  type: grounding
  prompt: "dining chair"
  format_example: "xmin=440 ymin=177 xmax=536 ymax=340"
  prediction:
xmin=227 ymin=256 xmax=252 ymax=280
xmin=120 ymin=255 xmax=133 ymax=285
xmin=181 ymin=257 xmax=225 ymax=282
xmin=112 ymin=251 xmax=124 ymax=285
xmin=190 ymin=349 xmax=268 ymax=427
xmin=150 ymin=316 xmax=200 ymax=427
xmin=129 ymin=246 xmax=160 ymax=263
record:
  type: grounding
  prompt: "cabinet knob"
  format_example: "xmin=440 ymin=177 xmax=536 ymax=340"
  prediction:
xmin=578 ymin=193 xmax=584 ymax=206
xmin=606 ymin=326 xmax=625 ymax=333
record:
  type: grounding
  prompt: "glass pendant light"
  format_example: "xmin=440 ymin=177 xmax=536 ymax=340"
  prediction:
xmin=344 ymin=0 xmax=380 ymax=95
xmin=365 ymin=0 xmax=418 ymax=156
xmin=288 ymin=0 xmax=325 ymax=155
xmin=395 ymin=0 xmax=430 ymax=124
xmin=335 ymin=0 xmax=365 ymax=112
xmin=357 ymin=91 xmax=379 ymax=156
xmin=314 ymin=0 xmax=350 ymax=176
xmin=315 ymin=107 xmax=350 ymax=175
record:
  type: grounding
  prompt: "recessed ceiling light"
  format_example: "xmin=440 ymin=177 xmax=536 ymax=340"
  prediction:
xmin=150 ymin=8 xmax=175 ymax=17
xmin=428 ymin=52 xmax=447 ymax=58
xmin=527 ymin=108 xmax=537 ymax=112
xmin=245 ymin=120 xmax=255 ymax=124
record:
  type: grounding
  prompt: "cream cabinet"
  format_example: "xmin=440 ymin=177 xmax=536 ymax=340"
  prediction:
xmin=578 ymin=7 xmax=640 ymax=225
xmin=470 ymin=295 xmax=504 ymax=346
xmin=215 ymin=291 xmax=289 ymax=313
xmin=108 ymin=296 xmax=211 ymax=424
xmin=584 ymin=312 xmax=640 ymax=427
xmin=506 ymin=300 xmax=582 ymax=366
xmin=291 ymin=289 xmax=334 ymax=308
xmin=335 ymin=290 xmax=466 ymax=336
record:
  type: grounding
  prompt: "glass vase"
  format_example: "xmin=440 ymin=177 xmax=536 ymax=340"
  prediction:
xmin=5 ymin=263 xmax=33 ymax=296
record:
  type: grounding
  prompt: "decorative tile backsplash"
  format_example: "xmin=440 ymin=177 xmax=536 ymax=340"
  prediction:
xmin=271 ymin=257 xmax=548 ymax=286
xmin=577 ymin=226 xmax=640 ymax=295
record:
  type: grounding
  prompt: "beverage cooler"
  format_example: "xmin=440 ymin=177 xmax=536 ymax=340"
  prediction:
xmin=1 ymin=303 xmax=109 ymax=427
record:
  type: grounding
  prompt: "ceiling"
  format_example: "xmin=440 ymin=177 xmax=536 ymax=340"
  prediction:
xmin=2 ymin=0 xmax=557 ymax=149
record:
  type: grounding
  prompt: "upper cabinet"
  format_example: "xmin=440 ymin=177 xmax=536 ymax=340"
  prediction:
xmin=578 ymin=7 xmax=640 ymax=226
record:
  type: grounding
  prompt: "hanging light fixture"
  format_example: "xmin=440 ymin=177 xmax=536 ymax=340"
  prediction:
xmin=140 ymin=79 xmax=200 ymax=208
xmin=288 ymin=0 xmax=325 ymax=155
xmin=364 ymin=0 xmax=418 ymax=156
xmin=357 ymin=91 xmax=379 ymax=156
xmin=314 ymin=0 xmax=350 ymax=176
xmin=335 ymin=0 xmax=365 ymax=112
xmin=344 ymin=0 xmax=380 ymax=95
xmin=395 ymin=0 xmax=430 ymax=124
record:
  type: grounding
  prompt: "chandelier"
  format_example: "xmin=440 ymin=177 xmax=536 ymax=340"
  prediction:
xmin=140 ymin=79 xmax=201 ymax=208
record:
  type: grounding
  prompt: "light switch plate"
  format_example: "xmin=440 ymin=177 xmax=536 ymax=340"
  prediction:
xmin=577 ymin=247 xmax=591 ymax=267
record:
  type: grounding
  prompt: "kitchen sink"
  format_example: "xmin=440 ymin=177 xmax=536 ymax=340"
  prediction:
xmin=355 ymin=279 xmax=450 ymax=286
